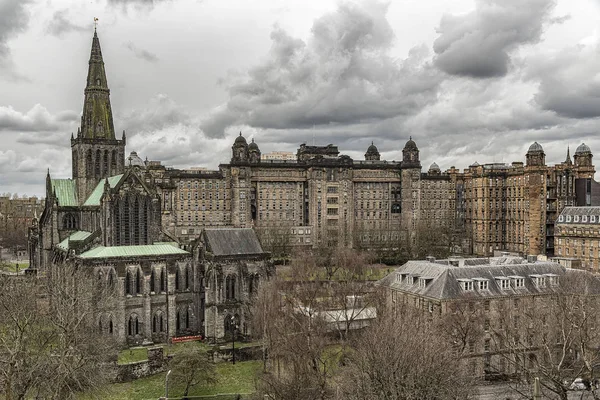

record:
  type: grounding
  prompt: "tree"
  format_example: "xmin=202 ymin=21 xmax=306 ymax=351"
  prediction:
xmin=489 ymin=271 xmax=600 ymax=400
xmin=0 ymin=263 xmax=117 ymax=400
xmin=335 ymin=305 xmax=475 ymax=400
xmin=169 ymin=343 xmax=217 ymax=397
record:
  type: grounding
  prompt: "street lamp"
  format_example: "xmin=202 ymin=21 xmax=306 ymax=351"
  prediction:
xmin=164 ymin=369 xmax=172 ymax=400
xmin=230 ymin=315 xmax=238 ymax=365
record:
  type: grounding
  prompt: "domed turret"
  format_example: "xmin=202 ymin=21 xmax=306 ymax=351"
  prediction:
xmin=428 ymin=162 xmax=441 ymax=176
xmin=526 ymin=141 xmax=545 ymax=167
xmin=231 ymin=132 xmax=249 ymax=163
xmin=365 ymin=141 xmax=380 ymax=161
xmin=248 ymin=138 xmax=261 ymax=164
xmin=576 ymin=143 xmax=591 ymax=155
xmin=127 ymin=151 xmax=145 ymax=168
xmin=574 ymin=142 xmax=593 ymax=168
xmin=527 ymin=142 xmax=544 ymax=153
xmin=402 ymin=136 xmax=420 ymax=167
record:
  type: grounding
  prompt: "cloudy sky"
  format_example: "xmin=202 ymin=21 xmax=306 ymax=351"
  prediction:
xmin=1 ymin=0 xmax=600 ymax=196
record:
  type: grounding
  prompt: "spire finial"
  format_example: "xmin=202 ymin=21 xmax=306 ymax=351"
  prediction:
xmin=94 ymin=17 xmax=98 ymax=33
xmin=409 ymin=136 xmax=412 ymax=140
xmin=239 ymin=131 xmax=242 ymax=137
xmin=371 ymin=141 xmax=374 ymax=145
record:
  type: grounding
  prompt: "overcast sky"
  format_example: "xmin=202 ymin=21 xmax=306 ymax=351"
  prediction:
xmin=1 ymin=0 xmax=600 ymax=197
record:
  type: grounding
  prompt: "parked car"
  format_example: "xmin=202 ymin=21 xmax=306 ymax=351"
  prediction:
xmin=569 ymin=377 xmax=587 ymax=391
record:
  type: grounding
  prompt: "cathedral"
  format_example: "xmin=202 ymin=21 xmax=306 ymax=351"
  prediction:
xmin=28 ymin=30 xmax=272 ymax=345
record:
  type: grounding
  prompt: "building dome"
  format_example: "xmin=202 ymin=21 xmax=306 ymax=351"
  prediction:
xmin=429 ymin=162 xmax=440 ymax=171
xmin=127 ymin=151 xmax=145 ymax=168
xmin=234 ymin=132 xmax=247 ymax=144
xmin=575 ymin=143 xmax=591 ymax=155
xmin=366 ymin=142 xmax=379 ymax=154
xmin=248 ymin=138 xmax=259 ymax=150
xmin=404 ymin=137 xmax=418 ymax=150
xmin=527 ymin=142 xmax=544 ymax=153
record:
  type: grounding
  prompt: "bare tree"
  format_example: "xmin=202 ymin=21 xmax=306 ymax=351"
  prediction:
xmin=169 ymin=343 xmax=217 ymax=397
xmin=336 ymin=304 xmax=475 ymax=400
xmin=0 ymin=263 xmax=117 ymax=400
xmin=489 ymin=271 xmax=600 ymax=400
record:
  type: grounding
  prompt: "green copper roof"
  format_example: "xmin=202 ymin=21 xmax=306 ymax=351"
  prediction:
xmin=83 ymin=174 xmax=123 ymax=206
xmin=56 ymin=231 xmax=93 ymax=251
xmin=78 ymin=244 xmax=189 ymax=259
xmin=51 ymin=179 xmax=78 ymax=207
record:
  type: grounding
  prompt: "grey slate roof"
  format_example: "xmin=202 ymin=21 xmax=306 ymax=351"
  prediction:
xmin=378 ymin=257 xmax=600 ymax=300
xmin=557 ymin=206 xmax=600 ymax=225
xmin=204 ymin=228 xmax=266 ymax=257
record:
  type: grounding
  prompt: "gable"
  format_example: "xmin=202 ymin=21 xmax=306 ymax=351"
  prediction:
xmin=204 ymin=228 xmax=265 ymax=257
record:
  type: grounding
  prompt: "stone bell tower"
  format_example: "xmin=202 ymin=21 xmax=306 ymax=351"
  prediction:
xmin=71 ymin=28 xmax=125 ymax=203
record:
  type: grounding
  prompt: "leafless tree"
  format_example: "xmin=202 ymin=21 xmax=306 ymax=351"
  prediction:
xmin=489 ymin=271 xmax=600 ymax=400
xmin=169 ymin=343 xmax=217 ymax=397
xmin=0 ymin=263 xmax=117 ymax=400
xmin=335 ymin=304 xmax=475 ymax=400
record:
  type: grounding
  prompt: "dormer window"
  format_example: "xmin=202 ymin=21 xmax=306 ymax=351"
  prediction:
xmin=509 ymin=276 xmax=525 ymax=288
xmin=419 ymin=277 xmax=433 ymax=288
xmin=531 ymin=274 xmax=546 ymax=288
xmin=574 ymin=215 xmax=580 ymax=223
xmin=559 ymin=215 xmax=564 ymax=222
xmin=458 ymin=279 xmax=474 ymax=291
xmin=395 ymin=273 xmax=402 ymax=283
xmin=496 ymin=277 xmax=510 ymax=290
xmin=592 ymin=215 xmax=596 ymax=223
xmin=583 ymin=215 xmax=588 ymax=223
xmin=473 ymin=277 xmax=489 ymax=290
xmin=567 ymin=215 xmax=572 ymax=222
xmin=545 ymin=274 xmax=559 ymax=287
xmin=411 ymin=276 xmax=419 ymax=285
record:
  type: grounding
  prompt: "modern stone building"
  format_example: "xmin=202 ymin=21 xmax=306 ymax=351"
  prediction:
xmin=377 ymin=256 xmax=600 ymax=378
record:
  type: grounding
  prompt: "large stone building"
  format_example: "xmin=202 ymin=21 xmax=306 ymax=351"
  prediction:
xmin=377 ymin=256 xmax=600 ymax=378
xmin=29 ymin=30 xmax=271 ymax=345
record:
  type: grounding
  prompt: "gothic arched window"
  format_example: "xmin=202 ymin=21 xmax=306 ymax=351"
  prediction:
xmin=86 ymin=149 xmax=93 ymax=177
xmin=128 ymin=314 xmax=139 ymax=336
xmin=135 ymin=268 xmax=142 ymax=295
xmin=63 ymin=213 xmax=77 ymax=230
xmin=95 ymin=149 xmax=101 ymax=176
xmin=111 ymin=150 xmax=117 ymax=174
xmin=150 ymin=269 xmax=155 ymax=293
xmin=175 ymin=268 xmax=180 ymax=291
xmin=125 ymin=271 xmax=132 ymax=296
xmin=160 ymin=268 xmax=166 ymax=292
xmin=103 ymin=149 xmax=109 ymax=176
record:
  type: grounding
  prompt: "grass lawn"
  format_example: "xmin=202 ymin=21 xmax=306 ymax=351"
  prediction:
xmin=0 ymin=261 xmax=28 ymax=273
xmin=117 ymin=347 xmax=148 ymax=364
xmin=81 ymin=360 xmax=262 ymax=400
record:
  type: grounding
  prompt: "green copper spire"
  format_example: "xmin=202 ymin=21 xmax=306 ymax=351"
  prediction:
xmin=79 ymin=29 xmax=115 ymax=139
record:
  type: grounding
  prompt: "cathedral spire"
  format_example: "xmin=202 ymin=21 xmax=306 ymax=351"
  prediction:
xmin=79 ymin=28 xmax=115 ymax=140
xmin=565 ymin=146 xmax=572 ymax=165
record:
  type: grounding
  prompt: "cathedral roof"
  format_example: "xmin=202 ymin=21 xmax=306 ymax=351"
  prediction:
xmin=56 ymin=231 xmax=93 ymax=252
xmin=576 ymin=143 xmax=591 ymax=155
xmin=80 ymin=29 xmax=115 ymax=140
xmin=83 ymin=174 xmax=123 ymax=206
xmin=50 ymin=179 xmax=78 ymax=207
xmin=527 ymin=141 xmax=544 ymax=153
xmin=78 ymin=243 xmax=189 ymax=259
xmin=203 ymin=228 xmax=266 ymax=257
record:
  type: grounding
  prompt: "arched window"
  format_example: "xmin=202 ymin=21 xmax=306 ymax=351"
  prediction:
xmin=248 ymin=276 xmax=254 ymax=295
xmin=108 ymin=269 xmax=115 ymax=289
xmin=95 ymin=149 xmax=101 ymax=176
xmin=185 ymin=266 xmax=191 ymax=290
xmin=111 ymin=150 xmax=117 ymax=174
xmin=231 ymin=275 xmax=236 ymax=300
xmin=160 ymin=268 xmax=166 ymax=292
xmin=176 ymin=312 xmax=181 ymax=331
xmin=123 ymin=196 xmax=131 ymax=245
xmin=225 ymin=275 xmax=231 ymax=299
xmin=135 ymin=268 xmax=142 ymax=295
xmin=125 ymin=271 xmax=132 ymax=296
xmin=103 ymin=149 xmax=109 ymax=176
xmin=109 ymin=318 xmax=113 ymax=334
xmin=153 ymin=314 xmax=158 ymax=333
xmin=128 ymin=315 xmax=139 ymax=336
xmin=150 ymin=269 xmax=155 ymax=293
xmin=133 ymin=197 xmax=140 ymax=244
xmin=186 ymin=307 xmax=190 ymax=329
xmin=63 ymin=213 xmax=77 ymax=230
xmin=86 ymin=149 xmax=93 ymax=176
xmin=175 ymin=268 xmax=180 ymax=291
xmin=97 ymin=270 xmax=104 ymax=281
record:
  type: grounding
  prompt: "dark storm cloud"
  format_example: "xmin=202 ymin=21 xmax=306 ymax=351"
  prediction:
xmin=46 ymin=10 xmax=87 ymax=37
xmin=0 ymin=0 xmax=31 ymax=69
xmin=124 ymin=41 xmax=159 ymax=63
xmin=529 ymin=43 xmax=600 ymax=119
xmin=433 ymin=0 xmax=556 ymax=78
xmin=200 ymin=1 xmax=443 ymax=138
